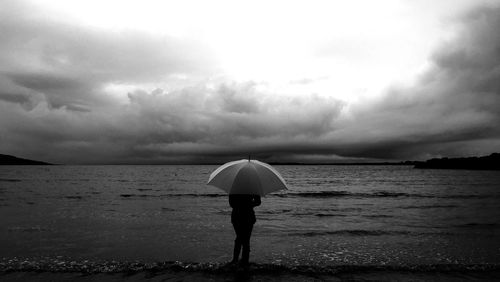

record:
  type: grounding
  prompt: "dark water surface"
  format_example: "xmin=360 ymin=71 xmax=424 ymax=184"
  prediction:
xmin=1 ymin=165 xmax=499 ymax=270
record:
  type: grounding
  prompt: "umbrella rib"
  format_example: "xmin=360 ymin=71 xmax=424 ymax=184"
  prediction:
xmin=248 ymin=163 xmax=264 ymax=196
xmin=252 ymin=160 xmax=288 ymax=189
xmin=207 ymin=160 xmax=243 ymax=184
xmin=229 ymin=163 xmax=261 ymax=195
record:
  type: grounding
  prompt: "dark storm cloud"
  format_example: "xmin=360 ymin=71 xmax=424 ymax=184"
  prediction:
xmin=9 ymin=73 xmax=84 ymax=93
xmin=335 ymin=5 xmax=500 ymax=160
xmin=1 ymin=1 xmax=500 ymax=163
xmin=0 ymin=93 xmax=29 ymax=104
xmin=0 ymin=81 xmax=346 ymax=163
xmin=122 ymin=83 xmax=345 ymax=150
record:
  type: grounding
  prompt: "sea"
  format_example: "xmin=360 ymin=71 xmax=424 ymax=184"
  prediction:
xmin=1 ymin=165 xmax=499 ymax=275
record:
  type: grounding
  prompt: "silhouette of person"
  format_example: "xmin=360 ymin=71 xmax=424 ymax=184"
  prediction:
xmin=229 ymin=194 xmax=261 ymax=265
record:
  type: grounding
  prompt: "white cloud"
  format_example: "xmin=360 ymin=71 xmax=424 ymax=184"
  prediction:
xmin=1 ymin=0 xmax=500 ymax=163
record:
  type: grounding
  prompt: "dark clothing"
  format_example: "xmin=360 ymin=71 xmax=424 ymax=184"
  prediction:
xmin=229 ymin=194 xmax=261 ymax=263
xmin=232 ymin=221 xmax=254 ymax=264
xmin=229 ymin=194 xmax=261 ymax=224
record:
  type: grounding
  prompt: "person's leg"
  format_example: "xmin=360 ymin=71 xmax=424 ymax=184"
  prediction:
xmin=240 ymin=223 xmax=254 ymax=264
xmin=232 ymin=222 xmax=243 ymax=263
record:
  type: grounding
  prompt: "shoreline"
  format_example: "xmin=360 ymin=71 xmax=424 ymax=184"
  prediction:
xmin=2 ymin=259 xmax=500 ymax=281
xmin=3 ymin=268 xmax=500 ymax=282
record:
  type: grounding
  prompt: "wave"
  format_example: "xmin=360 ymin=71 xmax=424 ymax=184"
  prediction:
xmin=288 ymin=229 xmax=454 ymax=237
xmin=116 ymin=191 xmax=496 ymax=200
xmin=362 ymin=214 xmax=393 ymax=218
xmin=281 ymin=191 xmax=404 ymax=198
xmin=286 ymin=212 xmax=350 ymax=217
xmin=65 ymin=195 xmax=84 ymax=200
xmin=294 ymin=229 xmax=413 ymax=236
xmin=262 ymin=208 xmax=388 ymax=217
xmin=120 ymin=193 xmax=226 ymax=198
xmin=314 ymin=213 xmax=348 ymax=217
xmin=161 ymin=207 xmax=176 ymax=212
xmin=120 ymin=193 xmax=155 ymax=198
xmin=0 ymin=178 xmax=22 ymax=182
xmin=120 ymin=191 xmax=418 ymax=199
xmin=454 ymin=223 xmax=500 ymax=228
xmin=7 ymin=226 xmax=50 ymax=232
xmin=399 ymin=204 xmax=459 ymax=209
xmin=290 ymin=191 xmax=353 ymax=197
xmin=1 ymin=257 xmax=498 ymax=275
xmin=277 ymin=191 xmax=496 ymax=199
xmin=137 ymin=188 xmax=154 ymax=191
xmin=260 ymin=209 xmax=293 ymax=214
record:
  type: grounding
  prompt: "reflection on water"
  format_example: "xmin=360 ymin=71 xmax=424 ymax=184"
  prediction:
xmin=0 ymin=165 xmax=499 ymax=267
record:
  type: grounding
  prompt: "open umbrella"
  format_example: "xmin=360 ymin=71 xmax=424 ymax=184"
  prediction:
xmin=207 ymin=159 xmax=288 ymax=196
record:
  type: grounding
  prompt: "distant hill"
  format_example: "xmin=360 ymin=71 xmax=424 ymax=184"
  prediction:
xmin=0 ymin=154 xmax=52 ymax=165
xmin=414 ymin=153 xmax=500 ymax=170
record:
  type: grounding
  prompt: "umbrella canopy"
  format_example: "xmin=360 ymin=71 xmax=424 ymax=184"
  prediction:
xmin=207 ymin=159 xmax=288 ymax=196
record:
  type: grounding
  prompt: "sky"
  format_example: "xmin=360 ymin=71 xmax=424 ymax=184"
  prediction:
xmin=1 ymin=0 xmax=499 ymax=164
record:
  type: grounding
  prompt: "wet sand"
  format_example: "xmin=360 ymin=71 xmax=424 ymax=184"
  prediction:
xmin=1 ymin=259 xmax=500 ymax=281
xmin=2 ymin=269 xmax=500 ymax=281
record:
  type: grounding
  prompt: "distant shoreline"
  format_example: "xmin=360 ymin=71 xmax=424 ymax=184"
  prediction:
xmin=268 ymin=161 xmax=414 ymax=166
xmin=413 ymin=153 xmax=500 ymax=170
xmin=0 ymin=154 xmax=53 ymax=165
xmin=1 ymin=153 xmax=499 ymax=169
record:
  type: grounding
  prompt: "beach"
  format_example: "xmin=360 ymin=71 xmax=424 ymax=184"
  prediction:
xmin=1 ymin=165 xmax=500 ymax=280
xmin=2 ymin=259 xmax=500 ymax=281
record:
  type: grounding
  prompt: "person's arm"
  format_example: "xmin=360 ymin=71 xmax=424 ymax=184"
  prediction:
xmin=253 ymin=195 xmax=261 ymax=207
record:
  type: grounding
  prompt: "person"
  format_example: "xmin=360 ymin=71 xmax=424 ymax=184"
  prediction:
xmin=229 ymin=194 xmax=261 ymax=265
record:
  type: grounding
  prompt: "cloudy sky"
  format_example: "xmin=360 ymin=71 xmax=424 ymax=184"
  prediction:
xmin=1 ymin=0 xmax=499 ymax=164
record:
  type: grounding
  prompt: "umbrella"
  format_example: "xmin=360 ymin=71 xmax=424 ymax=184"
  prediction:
xmin=207 ymin=159 xmax=288 ymax=196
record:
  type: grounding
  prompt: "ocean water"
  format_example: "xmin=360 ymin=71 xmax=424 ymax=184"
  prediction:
xmin=1 ymin=165 xmax=499 ymax=270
